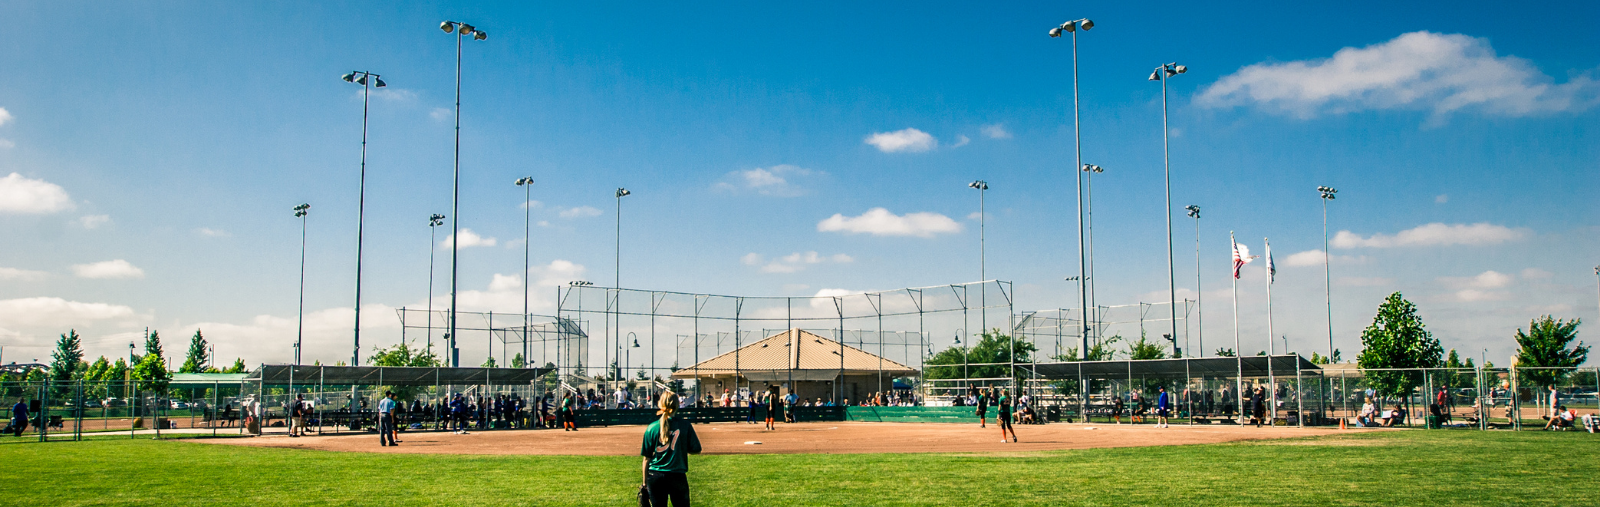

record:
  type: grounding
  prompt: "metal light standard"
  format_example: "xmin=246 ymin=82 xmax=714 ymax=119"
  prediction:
xmin=516 ymin=177 xmax=534 ymax=365
xmin=293 ymin=203 xmax=310 ymax=364
xmin=440 ymin=20 xmax=488 ymax=367
xmin=1149 ymin=62 xmax=1187 ymax=361
xmin=1318 ymin=186 xmax=1338 ymax=361
xmin=1185 ymin=205 xmax=1202 ymax=357
xmin=340 ymin=71 xmax=386 ymax=366
xmin=969 ymin=180 xmax=988 ymax=334
xmin=1082 ymin=163 xmax=1104 ymax=334
xmin=1049 ymin=17 xmax=1094 ymax=365
xmin=614 ymin=187 xmax=630 ymax=400
xmin=426 ymin=213 xmax=445 ymax=354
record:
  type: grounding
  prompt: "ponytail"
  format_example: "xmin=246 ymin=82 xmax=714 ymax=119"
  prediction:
xmin=656 ymin=391 xmax=680 ymax=445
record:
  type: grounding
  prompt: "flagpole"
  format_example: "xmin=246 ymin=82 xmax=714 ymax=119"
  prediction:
xmin=1231 ymin=231 xmax=1243 ymax=423
xmin=1265 ymin=237 xmax=1276 ymax=423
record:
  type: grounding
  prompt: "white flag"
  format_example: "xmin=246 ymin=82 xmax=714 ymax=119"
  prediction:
xmin=1265 ymin=239 xmax=1276 ymax=284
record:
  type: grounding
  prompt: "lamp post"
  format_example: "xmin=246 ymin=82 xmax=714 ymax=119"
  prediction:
xmin=1185 ymin=205 xmax=1202 ymax=356
xmin=426 ymin=213 xmax=445 ymax=354
xmin=1319 ymin=186 xmax=1338 ymax=361
xmin=340 ymin=70 xmax=385 ymax=367
xmin=516 ymin=177 xmax=534 ymax=366
xmin=440 ymin=20 xmax=488 ymax=367
xmin=293 ymin=203 xmax=310 ymax=364
xmin=1049 ymin=17 xmax=1094 ymax=367
xmin=1150 ymin=61 xmax=1187 ymax=362
xmin=969 ymin=180 xmax=988 ymax=334
xmin=613 ymin=188 xmax=630 ymax=400
xmin=1082 ymin=163 xmax=1104 ymax=334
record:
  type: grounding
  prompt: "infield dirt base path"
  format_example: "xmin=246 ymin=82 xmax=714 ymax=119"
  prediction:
xmin=205 ymin=421 xmax=1364 ymax=455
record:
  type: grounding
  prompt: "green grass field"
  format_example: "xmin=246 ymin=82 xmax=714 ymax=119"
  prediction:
xmin=0 ymin=430 xmax=1594 ymax=506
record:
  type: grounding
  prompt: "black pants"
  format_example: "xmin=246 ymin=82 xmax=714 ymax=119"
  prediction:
xmin=379 ymin=415 xmax=396 ymax=445
xmin=645 ymin=470 xmax=689 ymax=507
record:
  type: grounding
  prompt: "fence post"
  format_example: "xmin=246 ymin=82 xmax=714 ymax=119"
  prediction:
xmin=39 ymin=377 xmax=49 ymax=442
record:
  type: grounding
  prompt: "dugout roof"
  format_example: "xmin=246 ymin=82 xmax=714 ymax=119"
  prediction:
xmin=672 ymin=328 xmax=917 ymax=381
xmin=1024 ymin=355 xmax=1319 ymax=380
xmin=245 ymin=365 xmax=553 ymax=386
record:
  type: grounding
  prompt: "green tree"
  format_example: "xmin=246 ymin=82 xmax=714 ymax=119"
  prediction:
xmin=82 ymin=357 xmax=110 ymax=398
xmin=49 ymin=329 xmax=85 ymax=383
xmin=1215 ymin=348 xmax=1236 ymax=357
xmin=367 ymin=341 xmax=441 ymax=367
xmin=179 ymin=329 xmax=210 ymax=373
xmin=924 ymin=329 xmax=1036 ymax=383
xmin=511 ymin=352 xmax=526 ymax=369
xmin=1309 ymin=349 xmax=1342 ymax=364
xmin=1127 ymin=332 xmax=1168 ymax=360
xmin=143 ymin=330 xmax=164 ymax=362
xmin=1513 ymin=316 xmax=1587 ymax=389
xmin=1357 ymin=292 xmax=1443 ymax=398
xmin=132 ymin=353 xmax=170 ymax=392
xmin=222 ymin=358 xmax=248 ymax=374
xmin=482 ymin=356 xmax=498 ymax=368
xmin=1055 ymin=334 xmax=1122 ymax=362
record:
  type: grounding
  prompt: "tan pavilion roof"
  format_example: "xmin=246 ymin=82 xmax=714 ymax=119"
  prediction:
xmin=671 ymin=328 xmax=916 ymax=379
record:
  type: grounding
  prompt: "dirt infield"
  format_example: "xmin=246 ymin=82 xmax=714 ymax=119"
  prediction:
xmin=204 ymin=421 xmax=1363 ymax=455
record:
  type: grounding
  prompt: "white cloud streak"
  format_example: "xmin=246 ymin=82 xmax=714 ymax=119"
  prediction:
xmin=1283 ymin=249 xmax=1365 ymax=267
xmin=0 ymin=297 xmax=141 ymax=329
xmin=1198 ymin=31 xmax=1600 ymax=122
xmin=742 ymin=251 xmax=853 ymax=274
xmin=0 ymin=107 xmax=12 ymax=126
xmin=71 ymin=259 xmax=144 ymax=279
xmin=864 ymin=128 xmax=937 ymax=153
xmin=980 ymin=123 xmax=1012 ymax=139
xmin=816 ymin=208 xmax=962 ymax=238
xmin=76 ymin=214 xmax=111 ymax=229
xmin=0 ymin=172 xmax=72 ymax=214
xmin=558 ymin=206 xmax=603 ymax=218
xmin=1332 ymin=222 xmax=1528 ymax=248
xmin=714 ymin=165 xmax=818 ymax=197
xmin=0 ymin=267 xmax=47 ymax=281
xmin=440 ymin=229 xmax=498 ymax=249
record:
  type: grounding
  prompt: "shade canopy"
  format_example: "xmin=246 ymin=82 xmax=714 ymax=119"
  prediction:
xmin=1024 ymin=355 xmax=1319 ymax=380
xmin=245 ymin=365 xmax=552 ymax=386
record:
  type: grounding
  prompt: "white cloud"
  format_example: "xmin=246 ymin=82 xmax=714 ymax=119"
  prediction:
xmin=817 ymin=208 xmax=962 ymax=238
xmin=950 ymin=135 xmax=971 ymax=148
xmin=0 ymin=172 xmax=73 ymax=214
xmin=0 ymin=139 xmax=13 ymax=149
xmin=370 ymin=88 xmax=417 ymax=102
xmin=1282 ymin=249 xmax=1365 ymax=267
xmin=0 ymin=297 xmax=140 ymax=329
xmin=1336 ymin=276 xmax=1394 ymax=287
xmin=71 ymin=259 xmax=144 ymax=279
xmin=1520 ymin=268 xmax=1553 ymax=280
xmin=980 ymin=123 xmax=1012 ymax=139
xmin=195 ymin=227 xmax=230 ymax=237
xmin=1198 ymin=31 xmax=1600 ymax=122
xmin=430 ymin=108 xmax=452 ymax=121
xmin=864 ymin=128 xmax=937 ymax=153
xmin=520 ymin=200 xmax=544 ymax=210
xmin=440 ymin=229 xmax=498 ymax=249
xmin=558 ymin=206 xmax=603 ymax=219
xmin=715 ymin=165 xmax=819 ymax=197
xmin=1331 ymin=222 xmax=1528 ymax=248
xmin=743 ymin=251 xmax=854 ymax=274
xmin=1435 ymin=194 xmax=1449 ymax=204
xmin=76 ymin=214 xmax=111 ymax=229
xmin=1440 ymin=270 xmax=1513 ymax=289
xmin=0 ymin=107 xmax=12 ymax=126
xmin=0 ymin=266 xmax=47 ymax=281
xmin=1451 ymin=289 xmax=1508 ymax=302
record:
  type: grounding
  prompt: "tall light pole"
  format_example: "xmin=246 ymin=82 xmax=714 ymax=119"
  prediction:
xmin=1150 ymin=62 xmax=1187 ymax=362
xmin=293 ymin=203 xmax=310 ymax=364
xmin=615 ymin=187 xmax=630 ymax=399
xmin=1319 ymin=186 xmax=1338 ymax=361
xmin=1082 ymin=163 xmax=1104 ymax=337
xmin=969 ymin=180 xmax=988 ymax=333
xmin=1185 ymin=205 xmax=1202 ymax=357
xmin=340 ymin=70 xmax=386 ymax=367
xmin=426 ymin=213 xmax=445 ymax=354
xmin=516 ymin=177 xmax=534 ymax=367
xmin=440 ymin=20 xmax=488 ymax=367
xmin=1049 ymin=18 xmax=1094 ymax=362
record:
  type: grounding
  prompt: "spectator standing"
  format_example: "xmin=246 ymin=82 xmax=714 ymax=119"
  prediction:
xmin=9 ymin=398 xmax=28 ymax=437
xmin=1156 ymin=387 xmax=1172 ymax=428
xmin=289 ymin=394 xmax=307 ymax=437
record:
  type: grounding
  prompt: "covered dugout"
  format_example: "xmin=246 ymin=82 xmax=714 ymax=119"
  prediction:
xmin=241 ymin=365 xmax=554 ymax=433
xmin=673 ymin=328 xmax=917 ymax=405
xmin=1023 ymin=355 xmax=1323 ymax=426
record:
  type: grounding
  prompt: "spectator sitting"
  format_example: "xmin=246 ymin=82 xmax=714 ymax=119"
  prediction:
xmin=1356 ymin=399 xmax=1378 ymax=427
xmin=1544 ymin=406 xmax=1575 ymax=431
xmin=1380 ymin=404 xmax=1406 ymax=427
xmin=1582 ymin=411 xmax=1598 ymax=433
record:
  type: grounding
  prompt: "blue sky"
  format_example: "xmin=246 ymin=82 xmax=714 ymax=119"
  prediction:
xmin=0 ymin=1 xmax=1596 ymax=368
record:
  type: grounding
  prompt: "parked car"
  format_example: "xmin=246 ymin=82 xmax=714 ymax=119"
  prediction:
xmin=102 ymin=397 xmax=127 ymax=407
xmin=170 ymin=401 xmax=189 ymax=409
